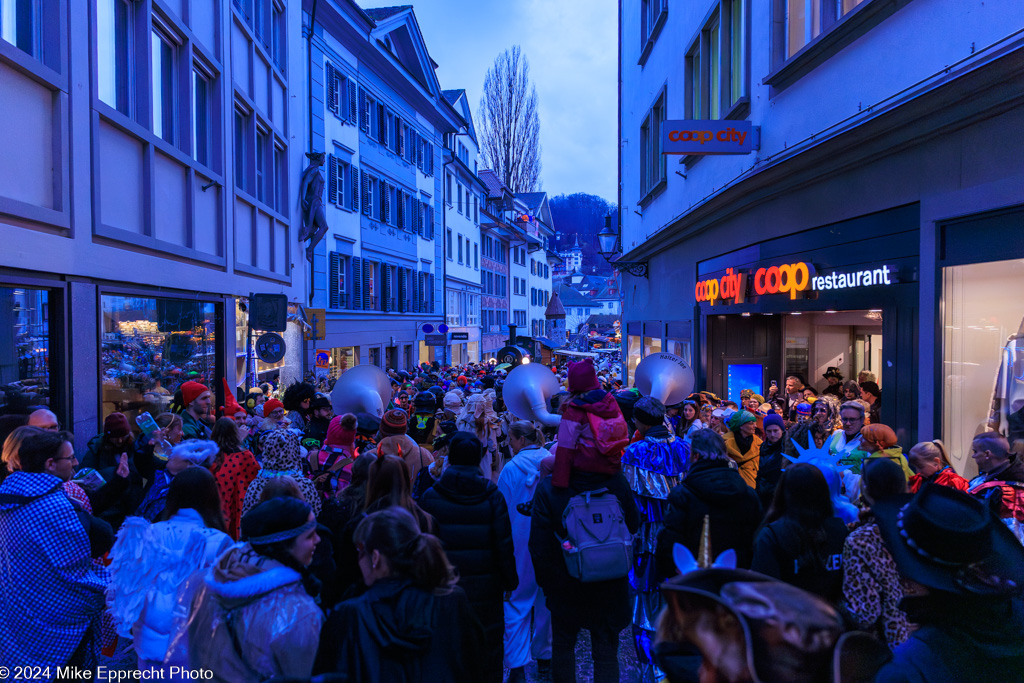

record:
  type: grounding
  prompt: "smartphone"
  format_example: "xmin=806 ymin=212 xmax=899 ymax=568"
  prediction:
xmin=770 ymin=380 xmax=778 ymax=387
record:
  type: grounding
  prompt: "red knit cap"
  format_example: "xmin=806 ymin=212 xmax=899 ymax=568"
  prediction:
xmin=457 ymin=375 xmax=467 ymax=386
xmin=221 ymin=378 xmax=245 ymax=416
xmin=181 ymin=381 xmax=210 ymax=408
xmin=567 ymin=359 xmax=600 ymax=393
xmin=104 ymin=412 xmax=131 ymax=438
xmin=263 ymin=398 xmax=284 ymax=416
xmin=380 ymin=409 xmax=408 ymax=436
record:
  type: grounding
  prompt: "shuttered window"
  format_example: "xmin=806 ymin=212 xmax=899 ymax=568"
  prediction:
xmin=352 ymin=256 xmax=363 ymax=310
xmin=347 ymin=81 xmax=357 ymax=123
xmin=329 ymin=252 xmax=346 ymax=309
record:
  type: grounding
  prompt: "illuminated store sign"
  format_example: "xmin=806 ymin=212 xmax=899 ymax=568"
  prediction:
xmin=696 ymin=262 xmax=896 ymax=306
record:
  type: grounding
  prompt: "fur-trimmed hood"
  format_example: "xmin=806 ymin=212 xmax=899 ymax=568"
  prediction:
xmin=205 ymin=545 xmax=301 ymax=608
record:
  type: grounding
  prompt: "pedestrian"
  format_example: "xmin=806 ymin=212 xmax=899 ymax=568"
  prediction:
xmin=828 ymin=400 xmax=867 ymax=463
xmin=841 ymin=457 xmax=909 ymax=649
xmin=723 ymin=410 xmax=760 ymax=488
xmin=243 ymin=429 xmax=321 ymax=517
xmin=80 ymin=412 xmax=146 ymax=528
xmin=107 ymin=467 xmax=233 ymax=670
xmin=676 ymin=399 xmax=703 ymax=440
xmin=906 ymin=439 xmax=969 ymax=493
xmin=178 ymin=381 xmax=213 ymax=440
xmin=531 ymin=358 xmax=640 ymax=683
xmin=756 ymin=412 xmax=786 ymax=510
xmin=860 ymin=380 xmax=882 ymax=425
xmin=620 ymin=396 xmax=691 ymax=682
xmin=751 ymin=463 xmax=849 ymax=603
xmin=370 ymin=409 xmax=434 ymax=484
xmin=0 ymin=428 xmax=107 ymax=670
xmin=301 ymin=394 xmax=334 ymax=452
xmin=497 ymin=421 xmax=553 ymax=683
xmin=408 ymin=391 xmax=440 ymax=450
xmin=821 ymin=367 xmax=845 ymax=399
xmin=851 ymin=423 xmax=914 ymax=478
xmin=309 ymin=413 xmax=358 ymax=494
xmin=456 ymin=394 xmax=502 ymax=481
xmin=873 ymin=485 xmax=1024 ymax=681
xmin=442 ymin=390 xmax=464 ymax=422
xmin=210 ymin=417 xmax=261 ymax=539
xmin=842 ymin=380 xmax=861 ymax=402
xmin=282 ymin=381 xmax=317 ymax=433
xmin=135 ymin=440 xmax=219 ymax=523
xmin=967 ymin=432 xmax=1024 ymax=542
xmin=418 ymin=432 xmax=518 ymax=683
xmin=313 ymin=507 xmax=486 ymax=680
xmin=185 ymin=497 xmax=323 ymax=681
xmin=656 ymin=429 xmax=762 ymax=576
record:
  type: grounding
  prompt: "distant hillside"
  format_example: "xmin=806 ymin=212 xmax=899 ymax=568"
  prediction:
xmin=549 ymin=193 xmax=618 ymax=275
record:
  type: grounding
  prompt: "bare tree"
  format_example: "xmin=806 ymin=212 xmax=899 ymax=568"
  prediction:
xmin=478 ymin=46 xmax=542 ymax=193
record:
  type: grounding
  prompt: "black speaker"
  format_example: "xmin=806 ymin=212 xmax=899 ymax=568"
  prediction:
xmin=250 ymin=293 xmax=288 ymax=332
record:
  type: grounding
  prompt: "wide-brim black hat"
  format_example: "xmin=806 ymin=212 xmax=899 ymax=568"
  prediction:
xmin=658 ymin=568 xmax=888 ymax=683
xmin=823 ymin=366 xmax=844 ymax=380
xmin=873 ymin=484 xmax=1024 ymax=596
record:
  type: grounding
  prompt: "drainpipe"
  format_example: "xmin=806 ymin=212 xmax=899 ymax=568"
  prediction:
xmin=442 ymin=153 xmax=454 ymax=367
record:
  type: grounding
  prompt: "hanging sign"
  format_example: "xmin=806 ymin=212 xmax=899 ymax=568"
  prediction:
xmin=663 ymin=120 xmax=757 ymax=155
xmin=255 ymin=332 xmax=287 ymax=363
xmin=315 ymin=350 xmax=330 ymax=369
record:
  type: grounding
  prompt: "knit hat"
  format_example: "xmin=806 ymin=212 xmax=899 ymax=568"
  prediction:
xmin=380 ymin=409 xmax=408 ymax=436
xmin=728 ymin=410 xmax=757 ymax=432
xmin=795 ymin=402 xmax=812 ymax=417
xmin=448 ymin=431 xmax=485 ymax=467
xmin=181 ymin=381 xmax=210 ymax=408
xmin=263 ymin=398 xmax=284 ymax=416
xmin=861 ymin=423 xmax=898 ymax=450
xmin=222 ymin=378 xmax=245 ymax=417
xmin=457 ymin=375 xmax=468 ymax=386
xmin=763 ymin=413 xmax=785 ymax=432
xmin=633 ymin=396 xmax=666 ymax=427
xmin=104 ymin=412 xmax=131 ymax=438
xmin=567 ymin=359 xmax=600 ymax=393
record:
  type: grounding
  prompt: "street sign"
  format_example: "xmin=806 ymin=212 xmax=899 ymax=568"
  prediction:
xmin=451 ymin=332 xmax=469 ymax=341
xmin=438 ymin=324 xmax=449 ymax=333
xmin=255 ymin=332 xmax=287 ymax=363
xmin=250 ymin=293 xmax=289 ymax=331
xmin=424 ymin=334 xmax=447 ymax=346
xmin=421 ymin=323 xmax=435 ymax=333
xmin=305 ymin=308 xmax=326 ymax=340
xmin=315 ymin=350 xmax=330 ymax=369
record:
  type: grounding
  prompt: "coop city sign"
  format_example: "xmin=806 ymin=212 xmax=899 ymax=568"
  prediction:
xmin=663 ymin=120 xmax=757 ymax=155
xmin=695 ymin=262 xmax=896 ymax=306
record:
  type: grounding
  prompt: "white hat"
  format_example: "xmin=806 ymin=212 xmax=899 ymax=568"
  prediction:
xmin=168 ymin=440 xmax=218 ymax=466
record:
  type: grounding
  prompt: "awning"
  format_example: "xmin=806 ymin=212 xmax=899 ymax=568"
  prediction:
xmin=553 ymin=349 xmax=599 ymax=358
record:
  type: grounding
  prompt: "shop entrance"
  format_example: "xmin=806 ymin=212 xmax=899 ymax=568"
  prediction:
xmin=706 ymin=310 xmax=883 ymax=404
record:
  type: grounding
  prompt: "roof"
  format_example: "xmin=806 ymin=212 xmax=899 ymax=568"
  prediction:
xmin=544 ymin=289 xmax=566 ymax=317
xmin=479 ymin=169 xmax=508 ymax=199
xmin=557 ymin=285 xmax=592 ymax=307
xmin=593 ymin=285 xmax=619 ymax=300
xmin=441 ymin=89 xmax=464 ymax=104
xmin=517 ymin=192 xmax=546 ymax=211
xmin=586 ymin=314 xmax=619 ymax=329
xmin=363 ymin=5 xmax=411 ymax=21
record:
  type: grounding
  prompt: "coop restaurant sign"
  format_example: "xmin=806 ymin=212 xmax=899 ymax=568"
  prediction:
xmin=663 ymin=120 xmax=756 ymax=155
xmin=695 ymin=262 xmax=897 ymax=306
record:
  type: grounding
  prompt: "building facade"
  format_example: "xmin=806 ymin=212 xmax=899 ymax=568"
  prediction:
xmin=619 ymin=0 xmax=1024 ymax=475
xmin=307 ymin=2 xmax=459 ymax=373
xmin=442 ymin=89 xmax=485 ymax=365
xmin=480 ymin=170 xmax=513 ymax=358
xmin=0 ymin=0 xmax=307 ymax=448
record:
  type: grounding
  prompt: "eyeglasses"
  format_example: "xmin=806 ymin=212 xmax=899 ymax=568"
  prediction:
xmin=841 ymin=417 xmax=863 ymax=423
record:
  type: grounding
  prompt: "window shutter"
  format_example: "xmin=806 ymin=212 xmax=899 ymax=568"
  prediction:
xmin=381 ymin=263 xmax=391 ymax=312
xmin=427 ymin=274 xmax=434 ymax=313
xmin=397 ymin=267 xmax=407 ymax=313
xmin=352 ymin=256 xmax=363 ymax=310
xmin=349 ymin=165 xmax=358 ymax=211
xmin=363 ymin=259 xmax=372 ymax=309
xmin=327 ymin=155 xmax=338 ymax=205
xmin=427 ymin=205 xmax=434 ymax=239
xmin=361 ymin=171 xmax=370 ymax=215
xmin=329 ymin=252 xmax=341 ymax=308
xmin=398 ymin=122 xmax=405 ymax=157
xmin=377 ymin=105 xmax=386 ymax=144
xmin=359 ymin=89 xmax=369 ymax=132
xmin=383 ymin=183 xmax=391 ymax=224
xmin=348 ymin=81 xmax=357 ymax=123
xmin=326 ymin=62 xmax=338 ymax=114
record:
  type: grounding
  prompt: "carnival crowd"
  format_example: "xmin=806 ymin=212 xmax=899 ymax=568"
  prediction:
xmin=0 ymin=360 xmax=1022 ymax=682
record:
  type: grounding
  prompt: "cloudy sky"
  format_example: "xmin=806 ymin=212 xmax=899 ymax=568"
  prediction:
xmin=359 ymin=0 xmax=618 ymax=202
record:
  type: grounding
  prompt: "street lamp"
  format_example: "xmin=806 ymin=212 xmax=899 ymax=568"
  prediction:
xmin=596 ymin=215 xmax=648 ymax=278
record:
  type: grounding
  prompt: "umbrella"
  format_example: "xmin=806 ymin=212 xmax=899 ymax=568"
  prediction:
xmin=495 ymin=363 xmax=512 ymax=371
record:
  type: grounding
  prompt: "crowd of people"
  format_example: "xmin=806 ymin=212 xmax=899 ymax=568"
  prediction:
xmin=0 ymin=360 xmax=1022 ymax=682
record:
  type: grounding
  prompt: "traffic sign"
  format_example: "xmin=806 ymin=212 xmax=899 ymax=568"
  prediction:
xmin=438 ymin=324 xmax=449 ymax=333
xmin=255 ymin=332 xmax=287 ymax=363
xmin=305 ymin=308 xmax=326 ymax=340
xmin=422 ymin=323 xmax=435 ymax=333
xmin=315 ymin=350 xmax=330 ymax=369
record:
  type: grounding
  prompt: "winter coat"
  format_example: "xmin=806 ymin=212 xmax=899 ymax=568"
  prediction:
xmin=107 ymin=509 xmax=233 ymax=664
xmin=876 ymin=594 xmax=1024 ymax=682
xmin=180 ymin=411 xmax=212 ymax=441
xmin=841 ymin=517 xmax=908 ymax=648
xmin=755 ymin=438 xmax=786 ymax=510
xmin=81 ymin=434 xmax=146 ymax=527
xmin=211 ymin=450 xmax=261 ymax=540
xmin=418 ymin=464 xmax=518 ymax=675
xmin=552 ymin=390 xmax=626 ymax=488
xmin=183 ymin=545 xmax=323 ymax=681
xmin=845 ymin=446 xmax=914 ymax=479
xmin=313 ymin=578 xmax=486 ymax=681
xmin=750 ymin=515 xmax=849 ymax=603
xmin=723 ymin=431 xmax=761 ymax=488
xmin=496 ymin=445 xmax=551 ymax=604
xmin=908 ymin=465 xmax=969 ymax=494
xmin=301 ymin=416 xmax=330 ymax=452
xmin=655 ymin=458 xmax=762 ymax=578
xmin=242 ymin=430 xmax=320 ymax=517
xmin=529 ymin=470 xmax=640 ymax=630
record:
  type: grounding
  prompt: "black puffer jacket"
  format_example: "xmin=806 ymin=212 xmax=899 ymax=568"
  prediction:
xmin=655 ymin=458 xmax=762 ymax=579
xmin=418 ymin=465 xmax=517 ymax=679
xmin=750 ymin=515 xmax=849 ymax=603
xmin=529 ymin=470 xmax=641 ymax=631
xmin=755 ymin=438 xmax=786 ymax=511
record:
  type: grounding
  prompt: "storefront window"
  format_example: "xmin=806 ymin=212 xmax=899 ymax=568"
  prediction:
xmin=667 ymin=339 xmax=692 ymax=367
xmin=101 ymin=295 xmax=219 ymax=426
xmin=943 ymin=258 xmax=1024 ymax=476
xmin=0 ymin=286 xmax=53 ymax=416
xmin=643 ymin=336 xmax=662 ymax=358
xmin=627 ymin=335 xmax=642 ymax=386
xmin=330 ymin=346 xmax=358 ymax=378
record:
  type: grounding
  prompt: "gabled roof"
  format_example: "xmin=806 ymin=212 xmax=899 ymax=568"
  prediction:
xmin=364 ymin=5 xmax=411 ymax=20
xmin=442 ymin=89 xmax=463 ymax=104
xmin=480 ymin=169 xmax=511 ymax=200
xmin=557 ymin=285 xmax=593 ymax=307
xmin=443 ymin=89 xmax=478 ymax=142
xmin=515 ymin=191 xmax=553 ymax=228
xmin=544 ymin=289 xmax=566 ymax=318
xmin=586 ymin=314 xmax=619 ymax=328
xmin=518 ymin=192 xmax=546 ymax=210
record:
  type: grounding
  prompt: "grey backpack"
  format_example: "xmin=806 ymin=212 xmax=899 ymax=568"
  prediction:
xmin=559 ymin=488 xmax=633 ymax=582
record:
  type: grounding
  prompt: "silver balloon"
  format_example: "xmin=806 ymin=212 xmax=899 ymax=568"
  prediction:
xmin=330 ymin=364 xmax=394 ymax=418
xmin=503 ymin=362 xmax=562 ymax=427
xmin=634 ymin=352 xmax=695 ymax=406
